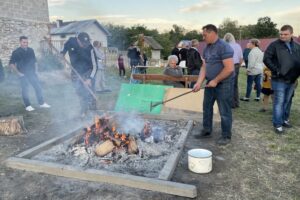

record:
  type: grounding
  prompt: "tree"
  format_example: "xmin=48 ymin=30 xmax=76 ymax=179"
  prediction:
xmin=184 ymin=30 xmax=202 ymax=41
xmin=105 ymin=24 xmax=129 ymax=50
xmin=254 ymin=16 xmax=279 ymax=38
xmin=240 ymin=25 xmax=256 ymax=39
xmin=154 ymin=32 xmax=173 ymax=60
xmin=218 ymin=18 xmax=240 ymax=40
xmin=169 ymin=24 xmax=185 ymax=45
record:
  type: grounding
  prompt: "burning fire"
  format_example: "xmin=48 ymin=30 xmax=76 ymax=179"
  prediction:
xmin=80 ymin=115 xmax=139 ymax=156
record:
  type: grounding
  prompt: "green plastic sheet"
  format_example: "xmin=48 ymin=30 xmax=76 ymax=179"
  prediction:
xmin=114 ymin=83 xmax=172 ymax=114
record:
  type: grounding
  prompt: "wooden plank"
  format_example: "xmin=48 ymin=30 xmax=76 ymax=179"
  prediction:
xmin=16 ymin=127 xmax=82 ymax=159
xmin=141 ymin=112 xmax=202 ymax=122
xmin=94 ymin=110 xmax=203 ymax=122
xmin=132 ymin=74 xmax=198 ymax=82
xmin=159 ymin=120 xmax=193 ymax=180
xmin=5 ymin=157 xmax=197 ymax=198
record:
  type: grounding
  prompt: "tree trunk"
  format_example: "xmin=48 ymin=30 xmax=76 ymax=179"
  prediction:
xmin=0 ymin=116 xmax=27 ymax=136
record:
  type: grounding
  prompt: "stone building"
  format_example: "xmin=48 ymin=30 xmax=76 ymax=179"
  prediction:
xmin=0 ymin=0 xmax=49 ymax=65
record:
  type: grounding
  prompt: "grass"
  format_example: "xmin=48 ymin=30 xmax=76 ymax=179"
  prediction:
xmin=0 ymin=65 xmax=299 ymax=200
xmin=236 ymin=67 xmax=300 ymax=154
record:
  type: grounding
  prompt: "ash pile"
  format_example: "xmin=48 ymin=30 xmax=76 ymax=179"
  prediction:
xmin=33 ymin=114 xmax=188 ymax=178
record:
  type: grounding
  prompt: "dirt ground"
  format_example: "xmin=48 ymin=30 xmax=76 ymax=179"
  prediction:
xmin=0 ymin=70 xmax=299 ymax=200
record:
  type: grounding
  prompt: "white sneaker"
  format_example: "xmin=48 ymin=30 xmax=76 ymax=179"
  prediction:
xmin=25 ymin=106 xmax=35 ymax=112
xmin=40 ymin=103 xmax=51 ymax=108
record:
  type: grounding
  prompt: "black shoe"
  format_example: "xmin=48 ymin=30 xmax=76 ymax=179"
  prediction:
xmin=240 ymin=97 xmax=250 ymax=101
xmin=274 ymin=126 xmax=284 ymax=134
xmin=194 ymin=130 xmax=212 ymax=139
xmin=254 ymin=97 xmax=260 ymax=102
xmin=216 ymin=137 xmax=231 ymax=145
xmin=259 ymin=108 xmax=266 ymax=112
xmin=283 ymin=121 xmax=292 ymax=128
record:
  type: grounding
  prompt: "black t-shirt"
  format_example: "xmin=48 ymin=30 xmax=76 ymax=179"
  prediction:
xmin=179 ymin=48 xmax=188 ymax=61
xmin=9 ymin=47 xmax=36 ymax=74
xmin=61 ymin=37 xmax=93 ymax=75
xmin=171 ymin=47 xmax=180 ymax=64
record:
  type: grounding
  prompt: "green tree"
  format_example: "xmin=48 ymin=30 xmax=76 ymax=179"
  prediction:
xmin=254 ymin=16 xmax=279 ymax=38
xmin=154 ymin=32 xmax=173 ymax=60
xmin=218 ymin=18 xmax=240 ymax=40
xmin=184 ymin=30 xmax=202 ymax=41
xmin=105 ymin=24 xmax=129 ymax=50
xmin=169 ymin=24 xmax=185 ymax=45
xmin=126 ymin=25 xmax=159 ymax=48
xmin=240 ymin=24 xmax=256 ymax=39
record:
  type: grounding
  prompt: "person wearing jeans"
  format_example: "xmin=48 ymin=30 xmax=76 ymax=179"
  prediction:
xmin=263 ymin=25 xmax=300 ymax=134
xmin=9 ymin=36 xmax=50 ymax=111
xmin=271 ymin=81 xmax=295 ymax=129
xmin=193 ymin=24 xmax=234 ymax=146
xmin=241 ymin=39 xmax=264 ymax=102
xmin=20 ymin=73 xmax=44 ymax=107
xmin=223 ymin=33 xmax=243 ymax=108
xmin=202 ymin=78 xmax=233 ymax=138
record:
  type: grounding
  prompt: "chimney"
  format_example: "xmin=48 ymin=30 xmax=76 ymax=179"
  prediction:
xmin=56 ymin=19 xmax=63 ymax=28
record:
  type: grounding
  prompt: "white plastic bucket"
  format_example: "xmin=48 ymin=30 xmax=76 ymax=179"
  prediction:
xmin=188 ymin=149 xmax=212 ymax=174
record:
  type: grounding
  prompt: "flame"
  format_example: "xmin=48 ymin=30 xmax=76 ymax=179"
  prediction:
xmin=81 ymin=115 xmax=139 ymax=155
xmin=121 ymin=133 xmax=127 ymax=141
xmin=114 ymin=132 xmax=120 ymax=139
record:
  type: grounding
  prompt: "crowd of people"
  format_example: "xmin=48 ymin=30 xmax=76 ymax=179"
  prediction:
xmin=157 ymin=24 xmax=300 ymax=144
xmin=7 ymin=24 xmax=300 ymax=145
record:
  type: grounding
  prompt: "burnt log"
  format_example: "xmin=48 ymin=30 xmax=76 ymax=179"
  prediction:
xmin=95 ymin=140 xmax=115 ymax=157
xmin=127 ymin=136 xmax=139 ymax=154
xmin=0 ymin=116 xmax=27 ymax=136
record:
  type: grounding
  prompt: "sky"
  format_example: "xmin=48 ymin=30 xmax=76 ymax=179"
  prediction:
xmin=48 ymin=0 xmax=300 ymax=35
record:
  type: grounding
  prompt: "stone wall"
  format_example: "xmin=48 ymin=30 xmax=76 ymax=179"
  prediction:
xmin=0 ymin=0 xmax=49 ymax=66
xmin=0 ymin=0 xmax=49 ymax=22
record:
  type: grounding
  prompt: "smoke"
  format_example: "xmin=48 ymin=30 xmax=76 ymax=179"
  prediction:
xmin=113 ymin=112 xmax=145 ymax=135
xmin=39 ymin=70 xmax=82 ymax=124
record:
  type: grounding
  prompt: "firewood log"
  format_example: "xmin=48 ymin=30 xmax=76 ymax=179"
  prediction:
xmin=127 ymin=136 xmax=139 ymax=154
xmin=0 ymin=116 xmax=27 ymax=136
xmin=95 ymin=140 xmax=115 ymax=157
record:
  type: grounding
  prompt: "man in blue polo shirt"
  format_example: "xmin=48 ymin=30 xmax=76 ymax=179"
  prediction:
xmin=193 ymin=24 xmax=234 ymax=145
xmin=10 ymin=36 xmax=51 ymax=112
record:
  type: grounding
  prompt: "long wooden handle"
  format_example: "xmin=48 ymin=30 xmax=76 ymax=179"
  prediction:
xmin=43 ymin=36 xmax=97 ymax=101
xmin=150 ymin=87 xmax=205 ymax=111
xmin=161 ymin=90 xmax=194 ymax=104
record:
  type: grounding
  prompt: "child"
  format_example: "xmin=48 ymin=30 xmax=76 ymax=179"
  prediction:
xmin=118 ymin=54 xmax=125 ymax=77
xmin=259 ymin=67 xmax=273 ymax=112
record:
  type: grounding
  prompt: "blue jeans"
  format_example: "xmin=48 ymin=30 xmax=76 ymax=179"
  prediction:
xmin=203 ymin=77 xmax=233 ymax=138
xmin=271 ymin=80 xmax=295 ymax=127
xmin=72 ymin=75 xmax=95 ymax=115
xmin=129 ymin=66 xmax=141 ymax=84
xmin=19 ymin=73 xmax=44 ymax=107
xmin=232 ymin=65 xmax=240 ymax=107
xmin=188 ymin=69 xmax=200 ymax=88
xmin=246 ymin=74 xmax=262 ymax=98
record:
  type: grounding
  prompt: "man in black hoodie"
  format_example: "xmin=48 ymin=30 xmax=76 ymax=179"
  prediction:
xmin=263 ymin=25 xmax=300 ymax=134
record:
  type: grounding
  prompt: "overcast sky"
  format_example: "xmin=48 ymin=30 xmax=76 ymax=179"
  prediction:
xmin=48 ymin=0 xmax=300 ymax=35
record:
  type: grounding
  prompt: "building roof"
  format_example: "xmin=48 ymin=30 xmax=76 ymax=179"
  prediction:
xmin=144 ymin=36 xmax=163 ymax=50
xmin=50 ymin=19 xmax=111 ymax=36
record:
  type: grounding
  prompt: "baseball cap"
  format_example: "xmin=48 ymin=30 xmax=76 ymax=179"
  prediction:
xmin=77 ymin=32 xmax=90 ymax=46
